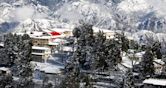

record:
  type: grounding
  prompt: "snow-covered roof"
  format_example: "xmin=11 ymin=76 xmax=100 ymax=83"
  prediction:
xmin=51 ymin=28 xmax=72 ymax=33
xmin=48 ymin=42 xmax=60 ymax=46
xmin=0 ymin=67 xmax=10 ymax=71
xmin=63 ymin=46 xmax=73 ymax=51
xmin=31 ymin=61 xmax=63 ymax=74
xmin=31 ymin=36 xmax=52 ymax=39
xmin=143 ymin=78 xmax=166 ymax=86
xmin=121 ymin=62 xmax=132 ymax=68
xmin=31 ymin=35 xmax=66 ymax=39
xmin=31 ymin=53 xmax=46 ymax=56
xmin=16 ymin=31 xmax=66 ymax=39
xmin=28 ymin=31 xmax=44 ymax=36
xmin=154 ymin=59 xmax=165 ymax=65
xmin=32 ymin=46 xmax=50 ymax=50
xmin=93 ymin=27 xmax=114 ymax=33
xmin=135 ymin=51 xmax=145 ymax=58
xmin=0 ymin=43 xmax=4 ymax=47
xmin=48 ymin=38 xmax=69 ymax=45
xmin=16 ymin=31 xmax=44 ymax=37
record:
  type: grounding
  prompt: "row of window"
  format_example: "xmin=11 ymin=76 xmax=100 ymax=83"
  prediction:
xmin=32 ymin=49 xmax=45 ymax=53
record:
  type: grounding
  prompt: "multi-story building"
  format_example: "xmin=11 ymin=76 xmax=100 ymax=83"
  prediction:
xmin=32 ymin=46 xmax=51 ymax=62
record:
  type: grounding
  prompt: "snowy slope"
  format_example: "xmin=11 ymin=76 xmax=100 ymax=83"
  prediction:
xmin=118 ymin=0 xmax=166 ymax=32
xmin=53 ymin=1 xmax=114 ymax=26
xmin=0 ymin=0 xmax=166 ymax=37
xmin=118 ymin=0 xmax=150 ymax=13
xmin=14 ymin=18 xmax=73 ymax=33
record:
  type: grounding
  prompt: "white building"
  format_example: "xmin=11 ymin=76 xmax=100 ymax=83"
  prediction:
xmin=32 ymin=46 xmax=51 ymax=62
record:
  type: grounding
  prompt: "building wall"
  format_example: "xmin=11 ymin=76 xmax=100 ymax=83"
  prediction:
xmin=32 ymin=38 xmax=49 ymax=47
xmin=32 ymin=55 xmax=45 ymax=62
xmin=63 ymin=31 xmax=73 ymax=37
xmin=105 ymin=32 xmax=115 ymax=39
xmin=32 ymin=48 xmax=51 ymax=62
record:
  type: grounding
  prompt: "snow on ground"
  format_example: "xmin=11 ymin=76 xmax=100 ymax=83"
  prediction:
xmin=135 ymin=51 xmax=145 ymax=58
xmin=121 ymin=56 xmax=133 ymax=68
xmin=143 ymin=78 xmax=166 ymax=86
xmin=154 ymin=59 xmax=165 ymax=65
xmin=93 ymin=82 xmax=116 ymax=88
xmin=0 ymin=67 xmax=10 ymax=72
xmin=0 ymin=42 xmax=4 ymax=47
xmin=31 ymin=61 xmax=64 ymax=74
xmin=48 ymin=55 xmax=64 ymax=65
xmin=121 ymin=51 xmax=143 ymax=69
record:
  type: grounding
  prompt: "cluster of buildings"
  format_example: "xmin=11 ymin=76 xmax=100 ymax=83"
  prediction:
xmin=2 ymin=27 xmax=166 ymax=87
xmin=16 ymin=27 xmax=122 ymax=62
xmin=17 ymin=29 xmax=73 ymax=62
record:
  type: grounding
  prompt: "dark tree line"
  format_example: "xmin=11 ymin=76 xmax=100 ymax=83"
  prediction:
xmin=63 ymin=24 xmax=130 ymax=88
xmin=64 ymin=24 xmax=165 ymax=88
xmin=70 ymin=24 xmax=130 ymax=71
xmin=140 ymin=48 xmax=154 ymax=78
xmin=0 ymin=33 xmax=34 ymax=88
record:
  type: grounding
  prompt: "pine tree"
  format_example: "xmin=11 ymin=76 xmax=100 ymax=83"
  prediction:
xmin=0 ymin=71 xmax=13 ymax=88
xmin=121 ymin=33 xmax=129 ymax=52
xmin=0 ymin=33 xmax=16 ymax=66
xmin=42 ymin=76 xmax=53 ymax=88
xmin=114 ymin=32 xmax=129 ymax=52
xmin=63 ymin=24 xmax=95 ymax=87
xmin=0 ymin=33 xmax=34 ymax=88
xmin=72 ymin=24 xmax=94 ymax=70
xmin=72 ymin=27 xmax=81 ymax=38
xmin=8 ymin=34 xmax=34 ymax=88
xmin=61 ymin=61 xmax=80 ymax=88
xmin=152 ymin=42 xmax=162 ymax=59
xmin=93 ymin=31 xmax=108 ymax=70
xmin=140 ymin=49 xmax=154 ymax=78
xmin=81 ymin=74 xmax=93 ymax=88
xmin=104 ymin=37 xmax=122 ymax=69
xmin=124 ymin=69 xmax=135 ymax=88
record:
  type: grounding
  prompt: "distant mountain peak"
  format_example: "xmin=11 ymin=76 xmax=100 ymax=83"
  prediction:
xmin=0 ymin=0 xmax=166 ymax=34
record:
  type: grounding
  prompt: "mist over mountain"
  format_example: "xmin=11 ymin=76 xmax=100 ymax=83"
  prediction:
xmin=0 ymin=0 xmax=166 ymax=35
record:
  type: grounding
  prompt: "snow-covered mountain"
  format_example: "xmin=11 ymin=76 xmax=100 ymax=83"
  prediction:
xmin=0 ymin=0 xmax=166 ymax=39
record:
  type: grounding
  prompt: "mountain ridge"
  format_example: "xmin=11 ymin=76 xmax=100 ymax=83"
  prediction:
xmin=0 ymin=0 xmax=166 ymax=34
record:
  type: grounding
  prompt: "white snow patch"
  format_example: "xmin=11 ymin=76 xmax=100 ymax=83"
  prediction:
xmin=31 ymin=61 xmax=63 ymax=74
xmin=118 ymin=0 xmax=166 ymax=17
xmin=118 ymin=0 xmax=150 ymax=13
xmin=143 ymin=78 xmax=166 ymax=86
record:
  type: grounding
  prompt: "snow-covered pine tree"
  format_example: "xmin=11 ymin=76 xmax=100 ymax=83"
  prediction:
xmin=73 ymin=27 xmax=81 ymax=39
xmin=114 ymin=32 xmax=129 ymax=52
xmin=140 ymin=48 xmax=154 ymax=78
xmin=60 ymin=59 xmax=80 ymax=88
xmin=124 ymin=69 xmax=135 ymax=88
xmin=42 ymin=76 xmax=53 ymax=88
xmin=104 ymin=36 xmax=122 ymax=69
xmin=0 ymin=33 xmax=16 ymax=66
xmin=93 ymin=30 xmax=108 ymax=70
xmin=0 ymin=71 xmax=13 ymax=88
xmin=152 ymin=42 xmax=162 ymax=59
xmin=8 ymin=34 xmax=34 ymax=88
xmin=72 ymin=24 xmax=94 ymax=70
xmin=121 ymin=33 xmax=129 ymax=52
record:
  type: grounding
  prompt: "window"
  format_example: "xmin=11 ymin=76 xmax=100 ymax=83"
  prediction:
xmin=32 ymin=49 xmax=45 ymax=53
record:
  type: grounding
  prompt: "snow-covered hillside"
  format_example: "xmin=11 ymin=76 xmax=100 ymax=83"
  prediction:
xmin=0 ymin=0 xmax=166 ymax=40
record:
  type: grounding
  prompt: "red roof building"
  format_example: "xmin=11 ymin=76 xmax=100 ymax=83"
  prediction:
xmin=50 ymin=32 xmax=61 ymax=36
